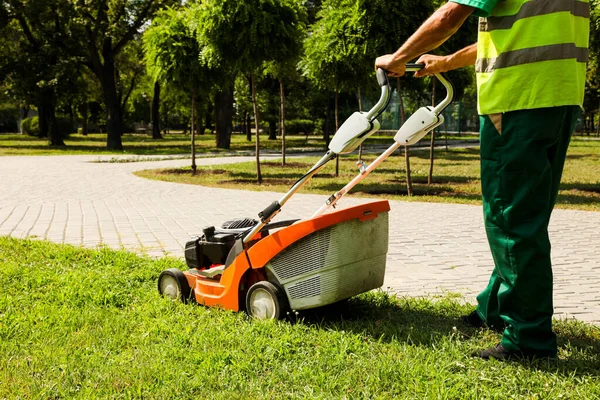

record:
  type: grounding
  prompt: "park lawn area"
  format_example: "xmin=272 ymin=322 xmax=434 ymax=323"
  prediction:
xmin=136 ymin=137 xmax=600 ymax=212
xmin=0 ymin=132 xmax=329 ymax=156
xmin=1 ymin=236 xmax=599 ymax=398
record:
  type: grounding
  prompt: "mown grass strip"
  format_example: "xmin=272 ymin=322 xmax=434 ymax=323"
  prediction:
xmin=1 ymin=237 xmax=599 ymax=398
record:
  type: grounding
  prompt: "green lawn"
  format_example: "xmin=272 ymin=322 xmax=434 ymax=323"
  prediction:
xmin=1 ymin=237 xmax=599 ymax=398
xmin=0 ymin=132 xmax=330 ymax=156
xmin=0 ymin=131 xmax=479 ymax=156
xmin=136 ymin=137 xmax=600 ymax=212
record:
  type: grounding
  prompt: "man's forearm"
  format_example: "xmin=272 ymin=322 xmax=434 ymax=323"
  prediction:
xmin=446 ymin=43 xmax=477 ymax=69
xmin=393 ymin=3 xmax=474 ymax=63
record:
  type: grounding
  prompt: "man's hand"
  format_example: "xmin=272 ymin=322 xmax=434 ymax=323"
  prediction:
xmin=375 ymin=54 xmax=406 ymax=77
xmin=414 ymin=54 xmax=451 ymax=77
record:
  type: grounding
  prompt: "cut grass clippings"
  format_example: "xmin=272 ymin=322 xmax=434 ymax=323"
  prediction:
xmin=136 ymin=137 xmax=600 ymax=212
xmin=1 ymin=236 xmax=600 ymax=398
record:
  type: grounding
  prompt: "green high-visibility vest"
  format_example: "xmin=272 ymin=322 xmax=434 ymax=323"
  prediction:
xmin=476 ymin=0 xmax=590 ymax=115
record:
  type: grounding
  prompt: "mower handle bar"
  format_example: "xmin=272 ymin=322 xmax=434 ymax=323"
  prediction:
xmin=243 ymin=66 xmax=454 ymax=242
xmin=369 ymin=65 xmax=454 ymax=118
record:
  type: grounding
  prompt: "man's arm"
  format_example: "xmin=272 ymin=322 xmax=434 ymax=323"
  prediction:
xmin=414 ymin=43 xmax=477 ymax=77
xmin=375 ymin=2 xmax=475 ymax=76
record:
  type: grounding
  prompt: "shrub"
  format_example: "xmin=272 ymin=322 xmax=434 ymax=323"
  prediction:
xmin=29 ymin=116 xmax=40 ymax=136
xmin=21 ymin=117 xmax=33 ymax=135
xmin=285 ymin=119 xmax=316 ymax=135
xmin=21 ymin=116 xmax=40 ymax=136
xmin=21 ymin=116 xmax=74 ymax=138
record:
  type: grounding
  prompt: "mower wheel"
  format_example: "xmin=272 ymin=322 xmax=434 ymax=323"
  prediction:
xmin=158 ymin=268 xmax=191 ymax=303
xmin=246 ymin=281 xmax=289 ymax=320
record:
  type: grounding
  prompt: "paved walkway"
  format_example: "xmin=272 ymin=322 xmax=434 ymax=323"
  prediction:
xmin=1 ymin=154 xmax=599 ymax=323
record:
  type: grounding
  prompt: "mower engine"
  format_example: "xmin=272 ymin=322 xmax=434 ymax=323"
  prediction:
xmin=184 ymin=218 xmax=258 ymax=270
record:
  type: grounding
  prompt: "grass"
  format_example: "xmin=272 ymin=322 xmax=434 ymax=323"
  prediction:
xmin=0 ymin=132 xmax=330 ymax=156
xmin=0 ymin=131 xmax=480 ymax=157
xmin=136 ymin=137 xmax=600 ymax=212
xmin=1 ymin=236 xmax=599 ymax=398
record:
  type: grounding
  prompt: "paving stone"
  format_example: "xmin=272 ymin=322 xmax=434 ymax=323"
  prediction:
xmin=0 ymin=154 xmax=599 ymax=323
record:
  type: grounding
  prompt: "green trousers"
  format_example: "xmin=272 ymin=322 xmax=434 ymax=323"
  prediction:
xmin=476 ymin=106 xmax=580 ymax=357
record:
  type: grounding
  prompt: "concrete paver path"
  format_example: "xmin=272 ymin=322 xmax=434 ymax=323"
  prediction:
xmin=1 ymin=154 xmax=599 ymax=323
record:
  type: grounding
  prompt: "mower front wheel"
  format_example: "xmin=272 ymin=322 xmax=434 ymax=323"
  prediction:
xmin=158 ymin=268 xmax=192 ymax=303
xmin=246 ymin=281 xmax=289 ymax=320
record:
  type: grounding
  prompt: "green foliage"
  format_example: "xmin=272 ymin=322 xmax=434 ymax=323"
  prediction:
xmin=194 ymin=0 xmax=307 ymax=74
xmin=301 ymin=0 xmax=434 ymax=93
xmin=144 ymin=8 xmax=209 ymax=91
xmin=285 ymin=119 xmax=317 ymax=135
xmin=21 ymin=116 xmax=39 ymax=136
xmin=0 ymin=106 xmax=18 ymax=133
xmin=20 ymin=117 xmax=34 ymax=136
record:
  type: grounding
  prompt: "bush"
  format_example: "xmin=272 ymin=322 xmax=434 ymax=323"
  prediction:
xmin=21 ymin=117 xmax=33 ymax=135
xmin=21 ymin=116 xmax=73 ymax=138
xmin=21 ymin=116 xmax=40 ymax=136
xmin=30 ymin=116 xmax=40 ymax=136
xmin=285 ymin=119 xmax=316 ymax=135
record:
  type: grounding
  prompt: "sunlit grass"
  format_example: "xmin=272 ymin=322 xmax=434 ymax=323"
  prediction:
xmin=1 ymin=236 xmax=599 ymax=398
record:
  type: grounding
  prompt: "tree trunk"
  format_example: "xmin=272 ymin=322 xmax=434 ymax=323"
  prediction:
xmin=428 ymin=79 xmax=436 ymax=185
xmin=81 ymin=102 xmax=89 ymax=136
xmin=251 ymin=73 xmax=262 ymax=183
xmin=245 ymin=111 xmax=252 ymax=141
xmin=37 ymin=93 xmax=48 ymax=138
xmin=405 ymin=147 xmax=413 ymax=196
xmin=324 ymin=93 xmax=332 ymax=146
xmin=45 ymin=88 xmax=64 ymax=146
xmin=191 ymin=90 xmax=197 ymax=175
xmin=280 ymin=79 xmax=286 ymax=166
xmin=268 ymin=118 xmax=277 ymax=140
xmin=335 ymin=87 xmax=340 ymax=177
xmin=397 ymin=79 xmax=412 ymax=196
xmin=358 ymin=86 xmax=363 ymax=160
xmin=162 ymin=101 xmax=169 ymax=135
xmin=98 ymin=55 xmax=124 ymax=150
xmin=152 ymin=81 xmax=162 ymax=139
xmin=196 ymin=98 xmax=202 ymax=136
xmin=214 ymin=85 xmax=233 ymax=149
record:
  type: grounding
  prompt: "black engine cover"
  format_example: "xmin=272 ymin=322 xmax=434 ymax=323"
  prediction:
xmin=184 ymin=228 xmax=237 ymax=269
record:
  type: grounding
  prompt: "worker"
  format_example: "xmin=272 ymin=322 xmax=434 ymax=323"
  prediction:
xmin=376 ymin=0 xmax=590 ymax=360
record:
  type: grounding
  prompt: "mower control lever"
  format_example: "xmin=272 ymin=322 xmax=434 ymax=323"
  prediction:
xmin=258 ymin=201 xmax=281 ymax=223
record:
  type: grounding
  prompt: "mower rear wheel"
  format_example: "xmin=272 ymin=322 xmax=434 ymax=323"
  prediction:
xmin=158 ymin=268 xmax=191 ymax=302
xmin=246 ymin=281 xmax=289 ymax=320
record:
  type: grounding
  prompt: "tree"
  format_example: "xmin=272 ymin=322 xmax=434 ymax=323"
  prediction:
xmin=144 ymin=6 xmax=215 ymax=173
xmin=0 ymin=0 xmax=82 ymax=146
xmin=72 ymin=0 xmax=177 ymax=150
xmin=194 ymin=0 xmax=307 ymax=183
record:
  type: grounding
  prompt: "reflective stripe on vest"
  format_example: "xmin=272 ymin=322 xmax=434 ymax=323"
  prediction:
xmin=476 ymin=0 xmax=589 ymax=115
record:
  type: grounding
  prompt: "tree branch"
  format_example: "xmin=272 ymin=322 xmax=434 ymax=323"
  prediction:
xmin=121 ymin=73 xmax=138 ymax=110
xmin=16 ymin=15 xmax=39 ymax=49
xmin=113 ymin=0 xmax=156 ymax=55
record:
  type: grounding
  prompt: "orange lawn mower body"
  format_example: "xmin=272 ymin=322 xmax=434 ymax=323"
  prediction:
xmin=157 ymin=67 xmax=454 ymax=319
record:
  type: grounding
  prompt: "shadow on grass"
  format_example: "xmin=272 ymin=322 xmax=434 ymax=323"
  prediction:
xmin=291 ymin=293 xmax=600 ymax=376
xmin=560 ymin=183 xmax=600 ymax=193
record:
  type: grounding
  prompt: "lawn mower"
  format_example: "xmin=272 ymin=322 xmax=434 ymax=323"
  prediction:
xmin=158 ymin=65 xmax=454 ymax=319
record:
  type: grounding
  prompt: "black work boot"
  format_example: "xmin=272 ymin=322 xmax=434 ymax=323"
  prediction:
xmin=474 ymin=343 xmax=557 ymax=361
xmin=473 ymin=343 xmax=520 ymax=360
xmin=460 ymin=310 xmax=506 ymax=333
